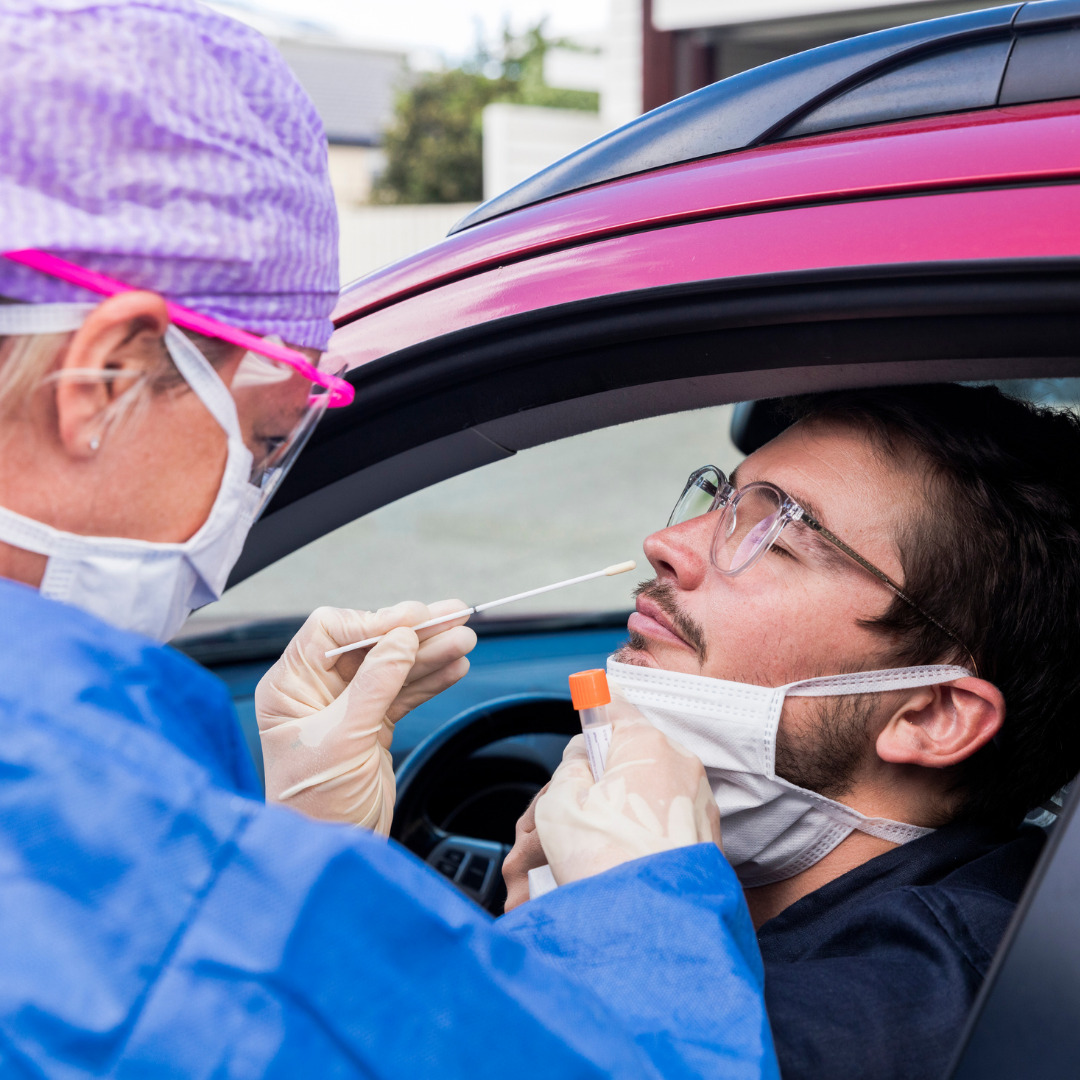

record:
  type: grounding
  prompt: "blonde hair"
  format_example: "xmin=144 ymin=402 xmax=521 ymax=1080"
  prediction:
xmin=0 ymin=332 xmax=73 ymax=420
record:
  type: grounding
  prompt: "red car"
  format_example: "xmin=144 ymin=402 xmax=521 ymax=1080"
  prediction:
xmin=211 ymin=4 xmax=1080 ymax=1074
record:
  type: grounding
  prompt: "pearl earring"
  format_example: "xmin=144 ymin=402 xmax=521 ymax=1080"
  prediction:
xmin=89 ymin=436 xmax=100 ymax=452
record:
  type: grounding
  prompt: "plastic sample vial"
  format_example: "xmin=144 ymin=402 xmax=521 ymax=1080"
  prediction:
xmin=569 ymin=668 xmax=613 ymax=781
xmin=526 ymin=668 xmax=616 ymax=902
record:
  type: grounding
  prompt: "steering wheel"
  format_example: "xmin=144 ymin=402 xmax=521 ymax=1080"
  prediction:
xmin=391 ymin=694 xmax=578 ymax=913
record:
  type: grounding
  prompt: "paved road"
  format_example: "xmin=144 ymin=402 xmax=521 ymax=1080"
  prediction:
xmin=187 ymin=404 xmax=743 ymax=628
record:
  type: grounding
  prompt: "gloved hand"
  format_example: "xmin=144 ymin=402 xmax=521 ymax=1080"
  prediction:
xmin=256 ymin=601 xmax=476 ymax=835
xmin=533 ymin=716 xmax=721 ymax=889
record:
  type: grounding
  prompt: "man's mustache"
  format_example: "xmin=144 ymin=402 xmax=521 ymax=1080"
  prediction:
xmin=632 ymin=578 xmax=708 ymax=662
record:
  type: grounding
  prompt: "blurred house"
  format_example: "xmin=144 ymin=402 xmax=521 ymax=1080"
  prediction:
xmin=481 ymin=38 xmax=607 ymax=202
xmin=206 ymin=2 xmax=405 ymax=207
xmin=208 ymin=3 xmax=462 ymax=281
xmin=275 ymin=36 xmax=404 ymax=206
xmin=211 ymin=2 xmax=610 ymax=275
xmin=482 ymin=103 xmax=607 ymax=202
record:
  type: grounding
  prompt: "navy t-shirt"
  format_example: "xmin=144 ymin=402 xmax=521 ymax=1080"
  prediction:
xmin=758 ymin=822 xmax=1045 ymax=1080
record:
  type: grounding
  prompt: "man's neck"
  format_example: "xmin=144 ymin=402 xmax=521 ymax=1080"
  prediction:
xmin=743 ymin=831 xmax=900 ymax=929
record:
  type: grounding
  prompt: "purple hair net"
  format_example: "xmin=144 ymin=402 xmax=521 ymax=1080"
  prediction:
xmin=0 ymin=0 xmax=339 ymax=350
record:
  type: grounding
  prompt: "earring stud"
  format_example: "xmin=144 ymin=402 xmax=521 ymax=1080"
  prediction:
xmin=89 ymin=436 xmax=100 ymax=452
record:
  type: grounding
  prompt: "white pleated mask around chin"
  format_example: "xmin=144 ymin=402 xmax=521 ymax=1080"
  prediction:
xmin=606 ymin=658 xmax=971 ymax=888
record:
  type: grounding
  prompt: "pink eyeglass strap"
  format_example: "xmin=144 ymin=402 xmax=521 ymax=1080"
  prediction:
xmin=2 ymin=249 xmax=354 ymax=407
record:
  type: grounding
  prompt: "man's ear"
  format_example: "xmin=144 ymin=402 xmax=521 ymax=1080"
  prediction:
xmin=54 ymin=291 xmax=170 ymax=458
xmin=876 ymin=678 xmax=1005 ymax=769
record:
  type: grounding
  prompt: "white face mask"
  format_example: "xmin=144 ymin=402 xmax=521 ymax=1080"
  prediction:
xmin=0 ymin=306 xmax=259 ymax=642
xmin=607 ymin=658 xmax=971 ymax=887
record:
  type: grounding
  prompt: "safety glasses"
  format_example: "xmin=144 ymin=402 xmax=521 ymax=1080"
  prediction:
xmin=2 ymin=250 xmax=353 ymax=406
xmin=669 ymin=465 xmax=975 ymax=665
xmin=2 ymin=249 xmax=354 ymax=517
xmin=228 ymin=348 xmax=343 ymax=513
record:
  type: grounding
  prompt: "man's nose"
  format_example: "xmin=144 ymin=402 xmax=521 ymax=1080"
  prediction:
xmin=643 ymin=514 xmax=714 ymax=590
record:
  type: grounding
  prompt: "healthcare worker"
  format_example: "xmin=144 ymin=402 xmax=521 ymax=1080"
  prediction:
xmin=0 ymin=3 xmax=779 ymax=1077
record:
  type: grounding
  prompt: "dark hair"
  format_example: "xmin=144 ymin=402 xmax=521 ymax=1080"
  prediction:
xmin=786 ymin=383 xmax=1080 ymax=829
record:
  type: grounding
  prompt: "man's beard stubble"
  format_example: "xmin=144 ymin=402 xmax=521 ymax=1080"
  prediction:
xmin=774 ymin=694 xmax=879 ymax=801
xmin=614 ymin=578 xmax=876 ymax=801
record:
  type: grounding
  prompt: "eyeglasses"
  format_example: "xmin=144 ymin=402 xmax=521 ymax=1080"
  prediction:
xmin=1 ymin=249 xmax=354 ymax=407
xmin=669 ymin=465 xmax=975 ymax=668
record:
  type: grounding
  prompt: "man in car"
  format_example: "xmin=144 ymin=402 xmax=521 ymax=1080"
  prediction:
xmin=503 ymin=382 xmax=1078 ymax=1080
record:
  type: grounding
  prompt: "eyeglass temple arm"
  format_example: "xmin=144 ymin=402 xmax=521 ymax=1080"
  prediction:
xmin=802 ymin=515 xmax=979 ymax=677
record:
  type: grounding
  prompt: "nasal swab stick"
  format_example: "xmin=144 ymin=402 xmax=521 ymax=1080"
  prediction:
xmin=324 ymin=560 xmax=637 ymax=659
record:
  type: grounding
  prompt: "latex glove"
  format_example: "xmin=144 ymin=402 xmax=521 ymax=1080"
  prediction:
xmin=256 ymin=601 xmax=476 ymax=835
xmin=503 ymin=689 xmax=718 ymax=907
xmin=534 ymin=716 xmax=721 ymax=887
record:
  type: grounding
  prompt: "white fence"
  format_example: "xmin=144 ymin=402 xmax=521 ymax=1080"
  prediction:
xmin=337 ymin=202 xmax=478 ymax=286
xmin=482 ymin=103 xmax=608 ymax=202
xmin=334 ymin=99 xmax=616 ymax=286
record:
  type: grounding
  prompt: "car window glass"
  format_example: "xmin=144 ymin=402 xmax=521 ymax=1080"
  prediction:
xmin=188 ymin=404 xmax=742 ymax=626
xmin=990 ymin=377 xmax=1080 ymax=409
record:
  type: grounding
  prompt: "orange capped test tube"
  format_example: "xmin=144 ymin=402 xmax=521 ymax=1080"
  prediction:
xmin=525 ymin=669 xmax=616 ymax=902
xmin=569 ymin=669 xmax=613 ymax=781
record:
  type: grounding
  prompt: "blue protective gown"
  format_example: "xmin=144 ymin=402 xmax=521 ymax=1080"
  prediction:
xmin=0 ymin=578 xmax=778 ymax=1079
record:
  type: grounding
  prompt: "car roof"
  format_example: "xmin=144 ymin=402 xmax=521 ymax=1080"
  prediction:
xmin=451 ymin=0 xmax=1080 ymax=233
xmin=330 ymin=99 xmax=1080 ymax=363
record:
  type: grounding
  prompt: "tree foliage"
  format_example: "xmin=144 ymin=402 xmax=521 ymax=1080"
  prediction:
xmin=374 ymin=22 xmax=599 ymax=205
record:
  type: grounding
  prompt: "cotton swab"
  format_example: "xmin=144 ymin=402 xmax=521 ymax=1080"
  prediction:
xmin=324 ymin=560 xmax=637 ymax=659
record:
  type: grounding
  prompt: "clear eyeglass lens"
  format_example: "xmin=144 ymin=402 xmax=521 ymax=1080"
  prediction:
xmin=712 ymin=484 xmax=786 ymax=573
xmin=668 ymin=468 xmax=722 ymax=527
